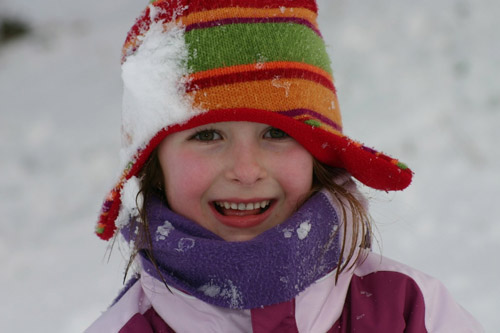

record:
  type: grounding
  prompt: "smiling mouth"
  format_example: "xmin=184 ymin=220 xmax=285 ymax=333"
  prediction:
xmin=213 ymin=200 xmax=272 ymax=216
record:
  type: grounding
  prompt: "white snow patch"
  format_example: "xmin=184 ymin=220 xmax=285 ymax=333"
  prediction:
xmin=282 ymin=227 xmax=294 ymax=238
xmin=255 ymin=53 xmax=267 ymax=69
xmin=116 ymin=176 xmax=142 ymax=228
xmin=220 ymin=280 xmax=243 ymax=309
xmin=199 ymin=280 xmax=243 ymax=308
xmin=156 ymin=220 xmax=174 ymax=241
xmin=199 ymin=284 xmax=221 ymax=297
xmin=271 ymin=76 xmax=292 ymax=97
xmin=297 ymin=221 xmax=312 ymax=240
xmin=280 ymin=276 xmax=289 ymax=284
xmin=175 ymin=238 xmax=195 ymax=252
xmin=120 ymin=9 xmax=203 ymax=168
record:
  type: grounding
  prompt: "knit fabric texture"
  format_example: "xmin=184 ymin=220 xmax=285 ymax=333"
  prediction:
xmin=96 ymin=0 xmax=413 ymax=240
xmin=122 ymin=189 xmax=342 ymax=309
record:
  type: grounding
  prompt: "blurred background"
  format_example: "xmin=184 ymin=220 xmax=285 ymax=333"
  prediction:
xmin=1 ymin=0 xmax=498 ymax=331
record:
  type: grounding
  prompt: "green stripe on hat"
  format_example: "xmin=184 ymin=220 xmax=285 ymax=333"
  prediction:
xmin=185 ymin=23 xmax=332 ymax=74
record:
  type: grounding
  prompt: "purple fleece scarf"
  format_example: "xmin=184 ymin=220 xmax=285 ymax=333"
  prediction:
xmin=122 ymin=190 xmax=341 ymax=310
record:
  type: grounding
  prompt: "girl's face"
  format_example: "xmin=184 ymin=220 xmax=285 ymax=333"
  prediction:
xmin=157 ymin=121 xmax=314 ymax=242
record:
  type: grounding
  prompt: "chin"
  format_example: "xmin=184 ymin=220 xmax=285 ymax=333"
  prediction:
xmin=219 ymin=232 xmax=259 ymax=242
xmin=217 ymin=222 xmax=280 ymax=242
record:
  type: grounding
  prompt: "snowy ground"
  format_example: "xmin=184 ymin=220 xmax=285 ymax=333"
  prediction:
xmin=1 ymin=0 xmax=498 ymax=331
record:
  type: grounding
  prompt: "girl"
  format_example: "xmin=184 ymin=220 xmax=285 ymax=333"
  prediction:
xmin=88 ymin=0 xmax=483 ymax=332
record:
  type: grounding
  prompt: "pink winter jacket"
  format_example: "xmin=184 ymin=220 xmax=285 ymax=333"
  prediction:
xmin=86 ymin=252 xmax=483 ymax=332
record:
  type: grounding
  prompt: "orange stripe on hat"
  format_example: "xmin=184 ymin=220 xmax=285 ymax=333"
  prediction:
xmin=180 ymin=7 xmax=319 ymax=30
xmin=189 ymin=78 xmax=342 ymax=134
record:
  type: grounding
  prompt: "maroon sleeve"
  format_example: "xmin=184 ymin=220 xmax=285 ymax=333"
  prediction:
xmin=330 ymin=271 xmax=427 ymax=333
xmin=119 ymin=308 xmax=175 ymax=333
xmin=251 ymin=299 xmax=299 ymax=333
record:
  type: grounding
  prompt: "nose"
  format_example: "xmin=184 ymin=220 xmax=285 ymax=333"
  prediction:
xmin=225 ymin=140 xmax=267 ymax=185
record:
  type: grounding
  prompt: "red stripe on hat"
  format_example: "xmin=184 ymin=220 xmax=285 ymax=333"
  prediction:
xmin=184 ymin=0 xmax=317 ymax=13
xmin=185 ymin=17 xmax=321 ymax=35
xmin=187 ymin=67 xmax=335 ymax=93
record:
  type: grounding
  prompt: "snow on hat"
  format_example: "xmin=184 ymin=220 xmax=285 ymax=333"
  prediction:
xmin=96 ymin=0 xmax=413 ymax=240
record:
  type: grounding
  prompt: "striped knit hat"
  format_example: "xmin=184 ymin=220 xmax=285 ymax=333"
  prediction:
xmin=96 ymin=0 xmax=413 ymax=240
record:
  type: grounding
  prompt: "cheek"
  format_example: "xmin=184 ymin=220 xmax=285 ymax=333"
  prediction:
xmin=162 ymin=150 xmax=214 ymax=206
xmin=272 ymin=148 xmax=314 ymax=198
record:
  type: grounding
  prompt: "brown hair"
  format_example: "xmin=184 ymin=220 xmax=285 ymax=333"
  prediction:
xmin=308 ymin=159 xmax=372 ymax=280
xmin=124 ymin=149 xmax=372 ymax=283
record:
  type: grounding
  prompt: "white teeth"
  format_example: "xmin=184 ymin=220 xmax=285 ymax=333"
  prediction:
xmin=215 ymin=200 xmax=270 ymax=211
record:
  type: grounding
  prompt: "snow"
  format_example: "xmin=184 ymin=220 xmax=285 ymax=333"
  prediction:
xmin=156 ymin=220 xmax=174 ymax=241
xmin=175 ymin=238 xmax=195 ymax=252
xmin=271 ymin=77 xmax=292 ymax=97
xmin=0 ymin=0 xmax=498 ymax=331
xmin=116 ymin=176 xmax=141 ymax=228
xmin=121 ymin=9 xmax=198 ymax=168
xmin=221 ymin=279 xmax=243 ymax=309
xmin=283 ymin=227 xmax=294 ymax=239
xmin=199 ymin=283 xmax=221 ymax=298
xmin=199 ymin=279 xmax=243 ymax=309
xmin=297 ymin=221 xmax=312 ymax=240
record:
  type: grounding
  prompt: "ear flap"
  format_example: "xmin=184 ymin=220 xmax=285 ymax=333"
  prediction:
xmin=340 ymin=138 xmax=412 ymax=191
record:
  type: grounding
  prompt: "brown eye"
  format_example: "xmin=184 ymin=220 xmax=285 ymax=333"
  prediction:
xmin=264 ymin=127 xmax=288 ymax=139
xmin=192 ymin=130 xmax=221 ymax=141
